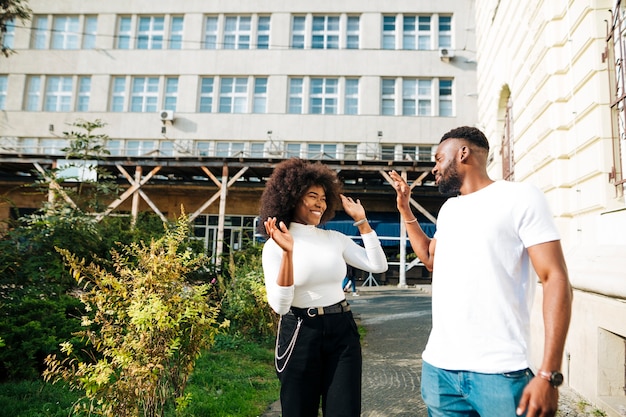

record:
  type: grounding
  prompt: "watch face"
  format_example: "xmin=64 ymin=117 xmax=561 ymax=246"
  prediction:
xmin=551 ymin=371 xmax=564 ymax=387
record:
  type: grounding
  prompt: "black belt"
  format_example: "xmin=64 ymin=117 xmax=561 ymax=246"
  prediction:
xmin=290 ymin=300 xmax=350 ymax=318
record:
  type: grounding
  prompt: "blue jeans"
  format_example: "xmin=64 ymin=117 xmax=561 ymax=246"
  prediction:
xmin=421 ymin=361 xmax=533 ymax=417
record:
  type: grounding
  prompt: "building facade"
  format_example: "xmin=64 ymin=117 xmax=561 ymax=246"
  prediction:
xmin=0 ymin=1 xmax=477 ymax=283
xmin=475 ymin=1 xmax=626 ymax=415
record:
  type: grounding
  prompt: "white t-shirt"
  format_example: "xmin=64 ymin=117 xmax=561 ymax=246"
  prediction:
xmin=263 ymin=222 xmax=388 ymax=315
xmin=422 ymin=180 xmax=561 ymax=373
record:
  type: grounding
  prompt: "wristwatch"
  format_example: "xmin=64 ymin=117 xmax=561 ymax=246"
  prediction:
xmin=537 ymin=370 xmax=564 ymax=388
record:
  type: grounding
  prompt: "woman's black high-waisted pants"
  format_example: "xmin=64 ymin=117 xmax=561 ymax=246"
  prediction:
xmin=275 ymin=309 xmax=362 ymax=417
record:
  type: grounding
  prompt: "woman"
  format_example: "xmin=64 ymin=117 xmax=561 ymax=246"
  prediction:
xmin=259 ymin=158 xmax=388 ymax=417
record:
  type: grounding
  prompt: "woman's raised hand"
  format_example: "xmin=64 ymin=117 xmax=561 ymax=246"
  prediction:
xmin=264 ymin=217 xmax=293 ymax=253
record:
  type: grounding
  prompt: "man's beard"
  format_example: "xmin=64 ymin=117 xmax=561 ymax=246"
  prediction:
xmin=438 ymin=161 xmax=462 ymax=196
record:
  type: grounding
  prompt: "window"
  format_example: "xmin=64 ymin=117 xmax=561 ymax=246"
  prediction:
xmin=203 ymin=16 xmax=218 ymax=49
xmin=286 ymin=143 xmax=301 ymax=158
xmin=196 ymin=141 xmax=211 ymax=156
xmin=77 ymin=76 xmax=91 ymax=112
xmin=83 ymin=16 xmax=97 ymax=49
xmin=439 ymin=79 xmax=453 ymax=116
xmin=117 ymin=17 xmax=132 ymax=49
xmin=32 ymin=16 xmax=49 ymax=49
xmin=111 ymin=76 xmax=126 ymax=112
xmin=345 ymin=79 xmax=359 ymax=115
xmin=344 ymin=144 xmax=358 ymax=160
xmin=250 ymin=142 xmax=265 ymax=157
xmin=307 ymin=143 xmax=337 ymax=160
xmin=24 ymin=75 xmax=90 ymax=112
xmin=310 ymin=78 xmax=338 ymax=114
xmin=25 ymin=76 xmax=41 ymax=111
xmin=169 ymin=16 xmax=184 ymax=49
xmin=381 ymin=145 xmax=396 ymax=161
xmin=45 ymin=76 xmax=73 ymax=111
xmin=403 ymin=145 xmax=436 ymax=161
xmin=0 ymin=76 xmax=7 ymax=110
xmin=292 ymin=16 xmax=305 ymax=49
xmin=164 ymin=77 xmax=178 ymax=111
xmin=253 ymin=78 xmax=267 ymax=113
xmin=288 ymin=78 xmax=304 ymax=114
xmin=224 ymin=16 xmax=251 ymax=49
xmin=130 ymin=77 xmax=159 ymax=112
xmin=219 ymin=77 xmax=248 ymax=113
xmin=382 ymin=79 xmax=396 ymax=115
xmin=312 ymin=16 xmax=339 ymax=49
xmin=216 ymin=142 xmax=244 ymax=157
xmin=106 ymin=140 xmax=122 ymax=156
xmin=383 ymin=14 xmax=450 ymax=50
xmin=160 ymin=141 xmax=174 ymax=156
xmin=346 ymin=16 xmax=360 ymax=49
xmin=40 ymin=139 xmax=67 ymax=155
xmin=52 ymin=16 xmax=79 ymax=49
xmin=199 ymin=77 xmax=214 ymax=112
xmin=126 ymin=140 xmax=156 ymax=156
xmin=3 ymin=21 xmax=15 ymax=49
xmin=382 ymin=15 xmax=397 ymax=50
xmin=137 ymin=16 xmax=164 ymax=49
xmin=439 ymin=16 xmax=452 ymax=48
xmin=257 ymin=16 xmax=270 ymax=49
xmin=402 ymin=79 xmax=432 ymax=116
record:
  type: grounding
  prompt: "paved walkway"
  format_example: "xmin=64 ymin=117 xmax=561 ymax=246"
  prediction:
xmin=261 ymin=285 xmax=598 ymax=417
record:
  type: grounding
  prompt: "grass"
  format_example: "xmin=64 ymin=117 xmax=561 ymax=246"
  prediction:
xmin=0 ymin=333 xmax=280 ymax=417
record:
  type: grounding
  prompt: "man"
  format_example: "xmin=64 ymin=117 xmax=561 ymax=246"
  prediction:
xmin=389 ymin=126 xmax=572 ymax=417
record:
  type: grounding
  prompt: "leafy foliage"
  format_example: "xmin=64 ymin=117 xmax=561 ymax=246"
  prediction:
xmin=43 ymin=217 xmax=225 ymax=417
xmin=1 ymin=0 xmax=32 ymax=57
xmin=219 ymin=243 xmax=278 ymax=342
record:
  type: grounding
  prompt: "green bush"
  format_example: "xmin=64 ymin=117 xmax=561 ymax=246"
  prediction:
xmin=0 ymin=296 xmax=83 ymax=381
xmin=220 ymin=243 xmax=278 ymax=342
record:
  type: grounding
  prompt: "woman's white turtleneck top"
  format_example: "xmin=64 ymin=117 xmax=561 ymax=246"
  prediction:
xmin=262 ymin=222 xmax=388 ymax=315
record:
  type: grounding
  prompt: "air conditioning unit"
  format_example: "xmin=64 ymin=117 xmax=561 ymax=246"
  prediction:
xmin=439 ymin=48 xmax=455 ymax=60
xmin=159 ymin=110 xmax=174 ymax=121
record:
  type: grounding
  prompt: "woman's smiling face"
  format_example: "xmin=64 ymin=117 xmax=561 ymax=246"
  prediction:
xmin=293 ymin=184 xmax=326 ymax=226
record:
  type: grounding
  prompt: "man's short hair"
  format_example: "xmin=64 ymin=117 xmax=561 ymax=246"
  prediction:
xmin=440 ymin=126 xmax=490 ymax=151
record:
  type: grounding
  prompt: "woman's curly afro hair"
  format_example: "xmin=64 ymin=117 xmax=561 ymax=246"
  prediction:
xmin=257 ymin=158 xmax=343 ymax=237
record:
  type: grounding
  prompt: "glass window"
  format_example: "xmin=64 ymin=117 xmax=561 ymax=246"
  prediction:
xmin=83 ymin=16 xmax=98 ymax=49
xmin=418 ymin=16 xmax=431 ymax=50
xmin=170 ymin=16 xmax=184 ymax=49
xmin=402 ymin=16 xmax=416 ymax=50
xmin=130 ymin=76 xmax=159 ymax=112
xmin=381 ymin=145 xmax=395 ymax=161
xmin=77 ymin=76 xmax=91 ymax=112
xmin=106 ymin=140 xmax=123 ymax=156
xmin=41 ymin=139 xmax=67 ymax=155
xmin=344 ymin=144 xmax=358 ymax=160
xmin=346 ymin=16 xmax=360 ymax=49
xmin=224 ymin=16 xmax=251 ymax=49
xmin=310 ymin=78 xmax=338 ymax=114
xmin=164 ymin=77 xmax=178 ymax=111
xmin=137 ymin=16 xmax=164 ymax=49
xmin=160 ymin=141 xmax=174 ymax=156
xmin=196 ymin=141 xmax=211 ymax=156
xmin=345 ymin=78 xmax=359 ymax=115
xmin=292 ymin=16 xmax=305 ymax=49
xmin=257 ymin=16 xmax=270 ymax=49
xmin=32 ymin=16 xmax=49 ymax=49
xmin=126 ymin=140 xmax=155 ymax=156
xmin=3 ymin=21 xmax=15 ymax=49
xmin=52 ymin=16 xmax=79 ymax=49
xmin=312 ymin=16 xmax=339 ymax=49
xmin=216 ymin=142 xmax=244 ymax=157
xmin=0 ymin=76 xmax=7 ymax=110
xmin=418 ymin=79 xmax=432 ymax=115
xmin=204 ymin=16 xmax=218 ymax=49
xmin=307 ymin=143 xmax=337 ymax=160
xmin=45 ymin=76 xmax=73 ymax=111
xmin=250 ymin=142 xmax=265 ymax=157
xmin=381 ymin=78 xmax=396 ymax=115
xmin=199 ymin=77 xmax=214 ymax=113
xmin=117 ymin=17 xmax=132 ymax=49
xmin=219 ymin=77 xmax=248 ymax=113
xmin=288 ymin=78 xmax=304 ymax=114
xmin=253 ymin=77 xmax=267 ymax=113
xmin=402 ymin=79 xmax=417 ymax=115
xmin=111 ymin=76 xmax=126 ymax=112
xmin=382 ymin=15 xmax=396 ymax=50
xmin=439 ymin=15 xmax=452 ymax=48
xmin=439 ymin=79 xmax=453 ymax=116
xmin=286 ymin=143 xmax=301 ymax=158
